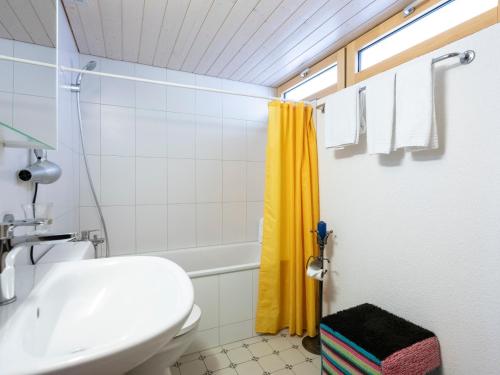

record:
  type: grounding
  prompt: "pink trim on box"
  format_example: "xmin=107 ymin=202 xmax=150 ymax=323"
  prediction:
xmin=381 ymin=337 xmax=441 ymax=375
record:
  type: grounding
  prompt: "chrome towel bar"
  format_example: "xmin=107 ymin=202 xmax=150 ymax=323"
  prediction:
xmin=316 ymin=49 xmax=475 ymax=113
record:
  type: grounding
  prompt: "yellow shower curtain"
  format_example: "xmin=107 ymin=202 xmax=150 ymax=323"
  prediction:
xmin=256 ymin=100 xmax=320 ymax=337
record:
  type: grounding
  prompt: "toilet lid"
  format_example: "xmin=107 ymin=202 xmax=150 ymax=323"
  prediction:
xmin=176 ymin=304 xmax=201 ymax=337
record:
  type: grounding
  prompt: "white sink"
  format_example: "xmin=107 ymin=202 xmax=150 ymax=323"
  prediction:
xmin=0 ymin=256 xmax=194 ymax=375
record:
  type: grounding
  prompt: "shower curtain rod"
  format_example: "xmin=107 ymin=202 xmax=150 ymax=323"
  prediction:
xmin=0 ymin=54 xmax=312 ymax=104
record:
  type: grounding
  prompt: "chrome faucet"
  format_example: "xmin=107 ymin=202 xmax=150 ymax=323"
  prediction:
xmin=0 ymin=214 xmax=77 ymax=305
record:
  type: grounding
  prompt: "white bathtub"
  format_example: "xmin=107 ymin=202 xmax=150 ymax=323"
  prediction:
xmin=149 ymin=242 xmax=261 ymax=278
xmin=146 ymin=242 xmax=261 ymax=352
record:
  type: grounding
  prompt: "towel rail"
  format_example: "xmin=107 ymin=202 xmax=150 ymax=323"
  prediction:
xmin=316 ymin=49 xmax=475 ymax=114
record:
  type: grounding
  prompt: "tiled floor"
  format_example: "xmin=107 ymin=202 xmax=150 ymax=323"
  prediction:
xmin=172 ymin=333 xmax=321 ymax=375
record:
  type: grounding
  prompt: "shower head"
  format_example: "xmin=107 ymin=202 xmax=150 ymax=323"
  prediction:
xmin=74 ymin=60 xmax=97 ymax=87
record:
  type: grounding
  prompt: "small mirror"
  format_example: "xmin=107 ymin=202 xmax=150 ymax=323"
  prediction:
xmin=0 ymin=0 xmax=57 ymax=149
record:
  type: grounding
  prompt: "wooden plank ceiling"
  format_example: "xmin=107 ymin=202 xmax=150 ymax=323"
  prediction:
xmin=5 ymin=0 xmax=414 ymax=87
xmin=0 ymin=0 xmax=56 ymax=47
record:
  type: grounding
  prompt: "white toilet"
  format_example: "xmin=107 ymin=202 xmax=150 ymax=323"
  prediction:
xmin=128 ymin=304 xmax=201 ymax=375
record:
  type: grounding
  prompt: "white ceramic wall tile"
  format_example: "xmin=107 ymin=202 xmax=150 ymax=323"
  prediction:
xmin=136 ymin=205 xmax=168 ymax=253
xmin=79 ymin=102 xmax=100 ymax=155
xmin=13 ymin=42 xmax=55 ymax=98
xmin=79 ymin=155 xmax=100 ymax=207
xmin=0 ymin=38 xmax=13 ymax=92
xmin=246 ymin=202 xmax=263 ymax=242
xmin=246 ymin=162 xmax=265 ymax=202
xmin=220 ymin=270 xmax=253 ymax=325
xmin=252 ymin=269 xmax=259 ymax=319
xmin=195 ymin=75 xmax=222 ymax=117
xmin=12 ymin=94 xmax=56 ymax=146
xmin=79 ymin=206 xmax=101 ymax=233
xmin=79 ymin=55 xmax=100 ymax=103
xmin=196 ymin=203 xmax=222 ymax=246
xmin=100 ymin=58 xmax=135 ymax=107
xmin=102 ymin=206 xmax=135 ymax=256
xmin=135 ymin=109 xmax=167 ymax=157
xmin=220 ymin=320 xmax=254 ymax=346
xmin=222 ymin=118 xmax=246 ymax=160
xmin=0 ymin=92 xmax=12 ymax=125
xmin=100 ymin=156 xmax=135 ymax=206
xmin=222 ymin=202 xmax=246 ymax=244
xmin=136 ymin=157 xmax=167 ymax=205
xmin=246 ymin=121 xmax=267 ymax=162
xmin=135 ymin=64 xmax=167 ymax=111
xmin=187 ymin=328 xmax=220 ymax=354
xmin=221 ymin=80 xmax=250 ymax=121
xmin=196 ymin=115 xmax=222 ymax=160
xmin=196 ymin=160 xmax=222 ymax=203
xmin=247 ymin=97 xmax=270 ymax=123
xmin=167 ymin=112 xmax=196 ymax=158
xmin=101 ymin=105 xmax=135 ymax=156
xmin=223 ymin=161 xmax=246 ymax=202
xmin=167 ymin=204 xmax=196 ymax=249
xmin=167 ymin=69 xmax=195 ymax=114
xmin=168 ymin=159 xmax=195 ymax=203
xmin=192 ymin=275 xmax=219 ymax=330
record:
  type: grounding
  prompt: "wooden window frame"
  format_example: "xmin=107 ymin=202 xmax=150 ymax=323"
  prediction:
xmin=277 ymin=48 xmax=345 ymax=101
xmin=346 ymin=0 xmax=500 ymax=86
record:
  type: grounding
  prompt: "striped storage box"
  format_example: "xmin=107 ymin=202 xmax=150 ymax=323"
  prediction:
xmin=320 ymin=304 xmax=441 ymax=375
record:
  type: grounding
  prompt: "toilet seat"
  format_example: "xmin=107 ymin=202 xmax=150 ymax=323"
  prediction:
xmin=176 ymin=304 xmax=201 ymax=337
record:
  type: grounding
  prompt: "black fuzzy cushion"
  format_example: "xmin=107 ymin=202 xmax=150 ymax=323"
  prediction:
xmin=321 ymin=303 xmax=436 ymax=360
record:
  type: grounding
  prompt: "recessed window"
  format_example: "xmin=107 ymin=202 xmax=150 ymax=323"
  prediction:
xmin=283 ymin=64 xmax=338 ymax=101
xmin=358 ymin=0 xmax=498 ymax=71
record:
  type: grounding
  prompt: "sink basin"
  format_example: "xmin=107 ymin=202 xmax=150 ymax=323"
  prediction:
xmin=0 ymin=256 xmax=194 ymax=375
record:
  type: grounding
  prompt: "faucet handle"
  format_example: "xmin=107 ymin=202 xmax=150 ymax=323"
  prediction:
xmin=79 ymin=229 xmax=100 ymax=241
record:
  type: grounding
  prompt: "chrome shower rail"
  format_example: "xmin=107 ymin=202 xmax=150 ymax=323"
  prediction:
xmin=316 ymin=49 xmax=476 ymax=113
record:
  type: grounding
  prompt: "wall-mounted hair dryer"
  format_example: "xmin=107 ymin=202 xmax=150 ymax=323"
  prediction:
xmin=18 ymin=149 xmax=62 ymax=184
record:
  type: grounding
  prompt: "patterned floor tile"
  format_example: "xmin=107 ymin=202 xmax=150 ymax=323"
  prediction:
xmin=180 ymin=352 xmax=202 ymax=364
xmin=258 ymin=354 xmax=286 ymax=373
xmin=202 ymin=346 xmax=224 ymax=357
xmin=204 ymin=353 xmax=231 ymax=372
xmin=214 ymin=368 xmax=238 ymax=375
xmin=291 ymin=361 xmax=317 ymax=375
xmin=272 ymin=369 xmax=294 ymax=375
xmin=278 ymin=348 xmax=306 ymax=366
xmin=179 ymin=359 xmax=207 ymax=375
xmin=227 ymin=347 xmax=253 ymax=364
xmin=267 ymin=337 xmax=292 ymax=352
xmin=248 ymin=342 xmax=273 ymax=357
xmin=234 ymin=360 xmax=263 ymax=375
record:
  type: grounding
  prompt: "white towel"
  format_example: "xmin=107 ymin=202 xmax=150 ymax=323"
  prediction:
xmin=394 ymin=56 xmax=438 ymax=151
xmin=366 ymin=72 xmax=396 ymax=154
xmin=324 ymin=85 xmax=360 ymax=148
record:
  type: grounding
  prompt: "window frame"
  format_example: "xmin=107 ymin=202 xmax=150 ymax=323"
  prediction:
xmin=346 ymin=0 xmax=499 ymax=86
xmin=277 ymin=48 xmax=345 ymax=101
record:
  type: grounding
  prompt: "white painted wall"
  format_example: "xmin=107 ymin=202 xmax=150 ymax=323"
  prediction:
xmin=317 ymin=24 xmax=500 ymax=375
xmin=77 ymin=55 xmax=272 ymax=256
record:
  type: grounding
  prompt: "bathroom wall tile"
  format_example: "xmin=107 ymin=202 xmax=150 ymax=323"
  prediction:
xmin=167 ymin=112 xmax=196 ymax=158
xmin=13 ymin=42 xmax=55 ymax=98
xmin=220 ymin=321 xmax=254 ymax=346
xmin=221 ymin=80 xmax=249 ymax=120
xmin=246 ymin=202 xmax=263 ymax=242
xmin=168 ymin=204 xmax=196 ymax=249
xmin=246 ymin=162 xmax=265 ymax=201
xmin=223 ymin=161 xmax=246 ymax=202
xmin=79 ymin=102 xmax=100 ymax=155
xmin=12 ymin=94 xmax=56 ymax=146
xmin=192 ymin=275 xmax=219 ymax=330
xmin=79 ymin=55 xmax=100 ymax=103
xmin=136 ymin=157 xmax=167 ymax=205
xmin=195 ymin=75 xmax=222 ymax=117
xmin=246 ymin=97 xmax=269 ymax=123
xmin=196 ymin=115 xmax=222 ymax=160
xmin=168 ymin=159 xmax=195 ymax=203
xmin=0 ymin=92 xmax=12 ymax=125
xmin=252 ymin=269 xmax=260 ymax=319
xmin=196 ymin=160 xmax=222 ymax=203
xmin=167 ymin=69 xmax=195 ymax=114
xmin=136 ymin=205 xmax=167 ymax=253
xmin=220 ymin=270 xmax=253 ymax=325
xmin=222 ymin=202 xmax=246 ymax=244
xmin=102 ymin=206 xmax=135 ymax=256
xmin=79 ymin=206 xmax=102 ymax=234
xmin=187 ymin=327 xmax=220 ymax=354
xmin=135 ymin=64 xmax=166 ymax=111
xmin=101 ymin=105 xmax=135 ymax=156
xmin=136 ymin=109 xmax=167 ymax=157
xmin=0 ymin=38 xmax=13 ymax=92
xmin=246 ymin=121 xmax=267 ymax=162
xmin=222 ymin=118 xmax=246 ymax=160
xmin=100 ymin=58 xmax=135 ymax=107
xmin=196 ymin=203 xmax=222 ymax=246
xmin=79 ymin=155 xmax=100 ymax=207
xmin=100 ymin=156 xmax=135 ymax=206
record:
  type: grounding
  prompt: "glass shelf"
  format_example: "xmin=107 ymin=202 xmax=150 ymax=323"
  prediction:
xmin=0 ymin=120 xmax=54 ymax=150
